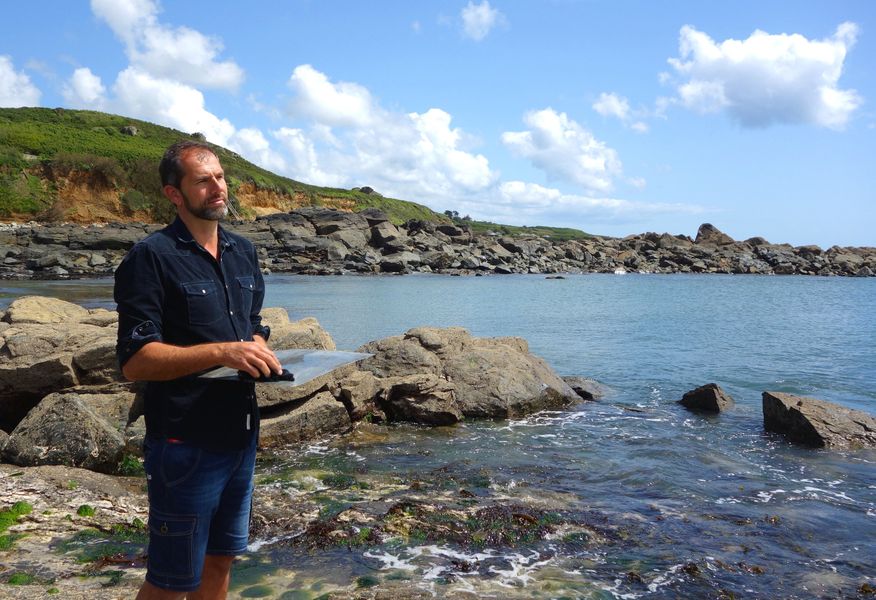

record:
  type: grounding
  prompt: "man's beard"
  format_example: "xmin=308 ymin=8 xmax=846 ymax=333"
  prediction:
xmin=181 ymin=190 xmax=228 ymax=221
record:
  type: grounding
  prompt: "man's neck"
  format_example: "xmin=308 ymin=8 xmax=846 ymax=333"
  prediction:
xmin=178 ymin=213 xmax=221 ymax=259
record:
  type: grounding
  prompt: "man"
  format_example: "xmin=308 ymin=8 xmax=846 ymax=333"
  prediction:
xmin=115 ymin=140 xmax=281 ymax=599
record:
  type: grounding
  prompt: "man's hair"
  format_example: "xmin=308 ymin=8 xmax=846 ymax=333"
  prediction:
xmin=159 ymin=141 xmax=217 ymax=188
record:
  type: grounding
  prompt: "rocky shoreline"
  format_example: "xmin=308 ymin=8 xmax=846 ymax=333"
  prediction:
xmin=1 ymin=210 xmax=874 ymax=279
xmin=1 ymin=296 xmax=875 ymax=598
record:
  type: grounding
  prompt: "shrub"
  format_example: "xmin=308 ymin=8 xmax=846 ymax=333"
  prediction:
xmin=121 ymin=190 xmax=150 ymax=214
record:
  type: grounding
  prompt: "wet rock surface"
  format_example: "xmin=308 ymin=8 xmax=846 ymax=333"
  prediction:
xmin=762 ymin=391 xmax=876 ymax=449
xmin=679 ymin=383 xmax=735 ymax=413
xmin=2 ymin=217 xmax=873 ymax=279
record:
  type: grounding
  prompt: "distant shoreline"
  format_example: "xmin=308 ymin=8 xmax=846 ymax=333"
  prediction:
xmin=1 ymin=213 xmax=873 ymax=280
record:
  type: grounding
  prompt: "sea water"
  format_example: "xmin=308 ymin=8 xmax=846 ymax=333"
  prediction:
xmin=3 ymin=273 xmax=874 ymax=598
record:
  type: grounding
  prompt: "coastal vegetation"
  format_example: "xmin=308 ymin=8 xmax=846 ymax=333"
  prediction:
xmin=0 ymin=107 xmax=592 ymax=240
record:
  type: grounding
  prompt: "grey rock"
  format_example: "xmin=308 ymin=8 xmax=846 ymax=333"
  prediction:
xmin=335 ymin=369 xmax=382 ymax=421
xmin=381 ymin=374 xmax=461 ymax=425
xmin=679 ymin=383 xmax=734 ymax=413
xmin=328 ymin=228 xmax=369 ymax=249
xmin=695 ymin=223 xmax=735 ymax=246
xmin=370 ymin=221 xmax=406 ymax=246
xmin=260 ymin=309 xmax=336 ymax=351
xmin=359 ymin=207 xmax=391 ymax=226
xmin=762 ymin=391 xmax=876 ymax=449
xmin=3 ymin=391 xmax=126 ymax=474
xmin=0 ymin=354 xmax=78 ymax=429
xmin=360 ymin=327 xmax=578 ymax=421
xmin=2 ymin=295 xmax=89 ymax=324
xmin=563 ymin=376 xmax=607 ymax=400
xmin=259 ymin=391 xmax=351 ymax=448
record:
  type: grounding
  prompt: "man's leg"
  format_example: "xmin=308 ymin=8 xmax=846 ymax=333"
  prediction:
xmin=135 ymin=580 xmax=187 ymax=599
xmin=189 ymin=555 xmax=234 ymax=600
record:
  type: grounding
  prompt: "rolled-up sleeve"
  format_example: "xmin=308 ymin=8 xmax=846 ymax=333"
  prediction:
xmin=114 ymin=244 xmax=165 ymax=368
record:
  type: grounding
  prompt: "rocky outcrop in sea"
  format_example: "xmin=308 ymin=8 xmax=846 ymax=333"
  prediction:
xmin=1 ymin=212 xmax=873 ymax=279
xmin=0 ymin=296 xmax=580 ymax=473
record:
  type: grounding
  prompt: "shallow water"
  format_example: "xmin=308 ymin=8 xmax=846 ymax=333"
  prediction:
xmin=6 ymin=273 xmax=876 ymax=598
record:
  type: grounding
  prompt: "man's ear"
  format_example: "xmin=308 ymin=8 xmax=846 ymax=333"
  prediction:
xmin=163 ymin=184 xmax=183 ymax=208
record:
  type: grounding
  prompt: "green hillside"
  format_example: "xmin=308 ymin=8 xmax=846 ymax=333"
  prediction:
xmin=0 ymin=107 xmax=442 ymax=224
xmin=0 ymin=107 xmax=593 ymax=239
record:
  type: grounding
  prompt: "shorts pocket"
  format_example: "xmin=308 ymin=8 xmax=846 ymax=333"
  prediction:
xmin=182 ymin=280 xmax=223 ymax=326
xmin=159 ymin=442 xmax=203 ymax=488
xmin=147 ymin=510 xmax=197 ymax=580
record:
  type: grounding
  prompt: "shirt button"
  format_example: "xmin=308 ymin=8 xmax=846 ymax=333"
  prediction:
xmin=240 ymin=338 xmax=245 ymax=342
xmin=229 ymin=310 xmax=234 ymax=315
xmin=201 ymin=289 xmax=206 ymax=294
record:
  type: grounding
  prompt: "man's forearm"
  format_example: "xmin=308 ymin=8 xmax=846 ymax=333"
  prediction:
xmin=122 ymin=338 xmax=280 ymax=381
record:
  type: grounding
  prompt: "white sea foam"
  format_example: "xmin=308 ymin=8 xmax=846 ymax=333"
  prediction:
xmin=755 ymin=489 xmax=787 ymax=503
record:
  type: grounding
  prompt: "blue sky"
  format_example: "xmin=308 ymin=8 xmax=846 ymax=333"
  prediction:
xmin=2 ymin=1 xmax=874 ymax=247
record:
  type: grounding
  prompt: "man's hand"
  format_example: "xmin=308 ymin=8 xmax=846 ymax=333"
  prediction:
xmin=122 ymin=339 xmax=281 ymax=381
xmin=219 ymin=340 xmax=281 ymax=379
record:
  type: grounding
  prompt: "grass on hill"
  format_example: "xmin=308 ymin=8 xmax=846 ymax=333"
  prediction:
xmin=0 ymin=107 xmax=446 ymax=225
xmin=0 ymin=107 xmax=594 ymax=238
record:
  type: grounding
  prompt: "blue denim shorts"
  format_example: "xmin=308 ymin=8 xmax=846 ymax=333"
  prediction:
xmin=142 ymin=436 xmax=257 ymax=591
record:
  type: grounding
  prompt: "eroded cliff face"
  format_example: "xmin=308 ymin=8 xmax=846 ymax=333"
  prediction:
xmin=5 ymin=168 xmax=358 ymax=224
xmin=50 ymin=170 xmax=137 ymax=223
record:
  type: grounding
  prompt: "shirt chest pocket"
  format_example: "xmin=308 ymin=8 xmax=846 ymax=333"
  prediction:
xmin=181 ymin=280 xmax=224 ymax=326
xmin=236 ymin=276 xmax=255 ymax=318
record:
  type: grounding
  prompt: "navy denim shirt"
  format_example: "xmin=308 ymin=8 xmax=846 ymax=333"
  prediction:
xmin=114 ymin=217 xmax=270 ymax=450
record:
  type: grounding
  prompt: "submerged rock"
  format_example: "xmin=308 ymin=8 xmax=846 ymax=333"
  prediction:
xmin=762 ymin=391 xmax=876 ymax=449
xmin=563 ymin=376 xmax=607 ymax=401
xmin=679 ymin=383 xmax=734 ymax=413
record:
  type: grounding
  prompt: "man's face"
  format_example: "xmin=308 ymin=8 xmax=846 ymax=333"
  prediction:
xmin=175 ymin=149 xmax=228 ymax=221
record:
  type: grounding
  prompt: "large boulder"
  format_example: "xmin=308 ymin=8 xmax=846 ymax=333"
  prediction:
xmin=298 ymin=207 xmax=370 ymax=236
xmin=335 ymin=369 xmax=382 ymax=421
xmin=359 ymin=327 xmax=579 ymax=420
xmin=2 ymin=391 xmax=126 ymax=474
xmin=259 ymin=391 xmax=351 ymax=448
xmin=0 ymin=301 xmax=120 ymax=429
xmin=381 ymin=374 xmax=461 ymax=425
xmin=679 ymin=383 xmax=734 ymax=413
xmin=2 ymin=295 xmax=89 ymax=324
xmin=695 ymin=223 xmax=735 ymax=246
xmin=762 ymin=391 xmax=876 ymax=449
xmin=0 ymin=354 xmax=78 ymax=429
xmin=261 ymin=308 xmax=336 ymax=351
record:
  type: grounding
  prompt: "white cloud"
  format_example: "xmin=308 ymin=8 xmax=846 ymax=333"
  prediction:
xmin=667 ymin=22 xmax=862 ymax=129
xmin=502 ymin=108 xmax=622 ymax=193
xmin=229 ymin=128 xmax=287 ymax=174
xmin=628 ymin=176 xmax=647 ymax=189
xmin=593 ymin=92 xmax=650 ymax=133
xmin=273 ymin=127 xmax=337 ymax=187
xmin=287 ymin=64 xmax=374 ymax=128
xmin=62 ymin=67 xmax=107 ymax=109
xmin=91 ymin=0 xmax=244 ymax=91
xmin=280 ymin=65 xmax=497 ymax=202
xmin=460 ymin=1 xmax=503 ymax=41
xmin=593 ymin=92 xmax=630 ymax=121
xmin=112 ymin=67 xmax=235 ymax=146
xmin=493 ymin=181 xmax=703 ymax=225
xmin=0 ymin=56 xmax=41 ymax=107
